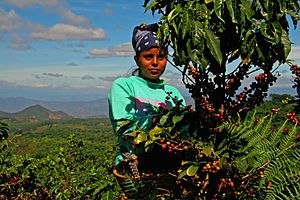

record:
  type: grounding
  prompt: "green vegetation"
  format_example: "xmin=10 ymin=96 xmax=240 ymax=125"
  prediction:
xmin=0 ymin=117 xmax=121 ymax=199
xmin=1 ymin=94 xmax=299 ymax=199
xmin=0 ymin=104 xmax=71 ymax=121
xmin=1 ymin=0 xmax=299 ymax=197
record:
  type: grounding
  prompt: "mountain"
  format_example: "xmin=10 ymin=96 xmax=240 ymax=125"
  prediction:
xmin=0 ymin=97 xmax=108 ymax=118
xmin=0 ymin=104 xmax=71 ymax=120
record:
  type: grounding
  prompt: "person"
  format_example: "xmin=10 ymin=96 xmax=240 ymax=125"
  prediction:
xmin=108 ymin=23 xmax=186 ymax=176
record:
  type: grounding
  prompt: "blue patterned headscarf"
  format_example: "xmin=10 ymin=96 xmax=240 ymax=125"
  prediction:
xmin=132 ymin=23 xmax=159 ymax=54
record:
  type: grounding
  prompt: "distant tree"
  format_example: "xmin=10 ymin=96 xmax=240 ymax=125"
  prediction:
xmin=270 ymin=93 xmax=294 ymax=102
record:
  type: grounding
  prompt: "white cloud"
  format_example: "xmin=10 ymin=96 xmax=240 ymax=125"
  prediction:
xmin=58 ymin=9 xmax=90 ymax=27
xmin=0 ymin=9 xmax=20 ymax=31
xmin=31 ymin=23 xmax=106 ymax=40
xmin=4 ymin=0 xmax=62 ymax=8
xmin=288 ymin=46 xmax=300 ymax=60
xmin=89 ymin=42 xmax=134 ymax=58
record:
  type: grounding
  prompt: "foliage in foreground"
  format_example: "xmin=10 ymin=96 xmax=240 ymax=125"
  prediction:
xmin=0 ymin=127 xmax=120 ymax=200
xmin=118 ymin=104 xmax=300 ymax=199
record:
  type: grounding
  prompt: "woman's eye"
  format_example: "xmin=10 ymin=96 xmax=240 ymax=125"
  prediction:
xmin=158 ymin=54 xmax=165 ymax=60
xmin=144 ymin=54 xmax=153 ymax=59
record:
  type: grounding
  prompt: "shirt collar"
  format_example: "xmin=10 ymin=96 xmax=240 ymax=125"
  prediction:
xmin=135 ymin=76 xmax=165 ymax=89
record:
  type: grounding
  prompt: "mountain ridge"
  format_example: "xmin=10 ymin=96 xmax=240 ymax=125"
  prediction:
xmin=0 ymin=97 xmax=108 ymax=118
xmin=0 ymin=104 xmax=71 ymax=120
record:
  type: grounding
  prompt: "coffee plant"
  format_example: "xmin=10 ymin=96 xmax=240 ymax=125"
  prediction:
xmin=111 ymin=0 xmax=300 ymax=199
xmin=147 ymin=0 xmax=299 ymax=125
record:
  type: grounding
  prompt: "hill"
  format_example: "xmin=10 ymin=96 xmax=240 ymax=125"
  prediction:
xmin=0 ymin=97 xmax=108 ymax=118
xmin=0 ymin=104 xmax=71 ymax=120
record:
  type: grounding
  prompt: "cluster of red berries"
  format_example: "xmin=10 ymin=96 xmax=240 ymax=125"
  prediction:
xmin=187 ymin=65 xmax=201 ymax=79
xmin=158 ymin=139 xmax=190 ymax=153
xmin=202 ymin=160 xmax=221 ymax=174
xmin=224 ymin=63 xmax=251 ymax=98
xmin=227 ymin=71 xmax=278 ymax=117
xmin=254 ymin=73 xmax=275 ymax=84
xmin=196 ymin=96 xmax=226 ymax=125
xmin=216 ymin=177 xmax=235 ymax=196
xmin=226 ymin=75 xmax=242 ymax=97
xmin=286 ymin=112 xmax=300 ymax=124
xmin=9 ymin=176 xmax=20 ymax=184
xmin=271 ymin=108 xmax=280 ymax=114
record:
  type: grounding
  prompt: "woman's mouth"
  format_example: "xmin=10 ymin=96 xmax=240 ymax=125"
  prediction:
xmin=149 ymin=69 xmax=160 ymax=73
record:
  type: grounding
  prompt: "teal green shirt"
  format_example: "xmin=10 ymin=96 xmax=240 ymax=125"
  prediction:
xmin=108 ymin=76 xmax=186 ymax=165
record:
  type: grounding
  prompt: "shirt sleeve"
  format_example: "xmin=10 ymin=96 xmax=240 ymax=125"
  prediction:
xmin=108 ymin=78 xmax=136 ymax=136
xmin=108 ymin=78 xmax=139 ymax=164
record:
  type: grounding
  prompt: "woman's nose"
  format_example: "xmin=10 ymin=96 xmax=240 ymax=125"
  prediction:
xmin=152 ymin=57 xmax=158 ymax=67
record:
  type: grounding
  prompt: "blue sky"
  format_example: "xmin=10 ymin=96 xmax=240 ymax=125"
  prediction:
xmin=0 ymin=0 xmax=299 ymax=101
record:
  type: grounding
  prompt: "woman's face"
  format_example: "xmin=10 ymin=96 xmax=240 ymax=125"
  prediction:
xmin=135 ymin=48 xmax=167 ymax=82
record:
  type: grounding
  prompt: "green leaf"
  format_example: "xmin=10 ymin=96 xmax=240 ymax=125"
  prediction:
xmin=240 ymin=0 xmax=253 ymax=20
xmin=241 ymin=30 xmax=255 ymax=57
xmin=149 ymin=126 xmax=162 ymax=136
xmin=162 ymin=22 xmax=169 ymax=37
xmin=271 ymin=22 xmax=282 ymax=44
xmin=173 ymin=115 xmax=184 ymax=125
xmin=100 ymin=191 xmax=114 ymax=200
xmin=260 ymin=22 xmax=275 ymax=43
xmin=167 ymin=5 xmax=182 ymax=22
xmin=225 ymin=0 xmax=237 ymax=23
xmin=214 ymin=0 xmax=225 ymax=23
xmin=202 ymin=147 xmax=213 ymax=156
xmin=281 ymin=29 xmax=291 ymax=60
xmin=172 ymin=20 xmax=179 ymax=35
xmin=135 ymin=132 xmax=148 ymax=144
xmin=189 ymin=49 xmax=202 ymax=64
xmin=178 ymin=168 xmax=188 ymax=179
xmin=145 ymin=1 xmax=158 ymax=12
xmin=204 ymin=29 xmax=223 ymax=65
xmin=130 ymin=129 xmax=141 ymax=137
xmin=193 ymin=21 xmax=204 ymax=46
xmin=181 ymin=10 xmax=191 ymax=38
xmin=187 ymin=165 xmax=199 ymax=176
xmin=159 ymin=114 xmax=169 ymax=126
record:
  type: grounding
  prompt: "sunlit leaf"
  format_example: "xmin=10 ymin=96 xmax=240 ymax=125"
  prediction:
xmin=172 ymin=21 xmax=179 ymax=35
xmin=214 ymin=0 xmax=225 ymax=23
xmin=178 ymin=168 xmax=188 ymax=179
xmin=159 ymin=114 xmax=169 ymax=126
xmin=168 ymin=5 xmax=182 ymax=22
xmin=135 ymin=132 xmax=148 ymax=144
xmin=187 ymin=165 xmax=199 ymax=176
xmin=225 ymin=0 xmax=237 ymax=23
xmin=145 ymin=1 xmax=158 ymax=12
xmin=205 ymin=0 xmax=213 ymax=3
xmin=260 ymin=22 xmax=275 ymax=44
xmin=202 ymin=147 xmax=213 ymax=156
xmin=149 ymin=126 xmax=162 ymax=136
